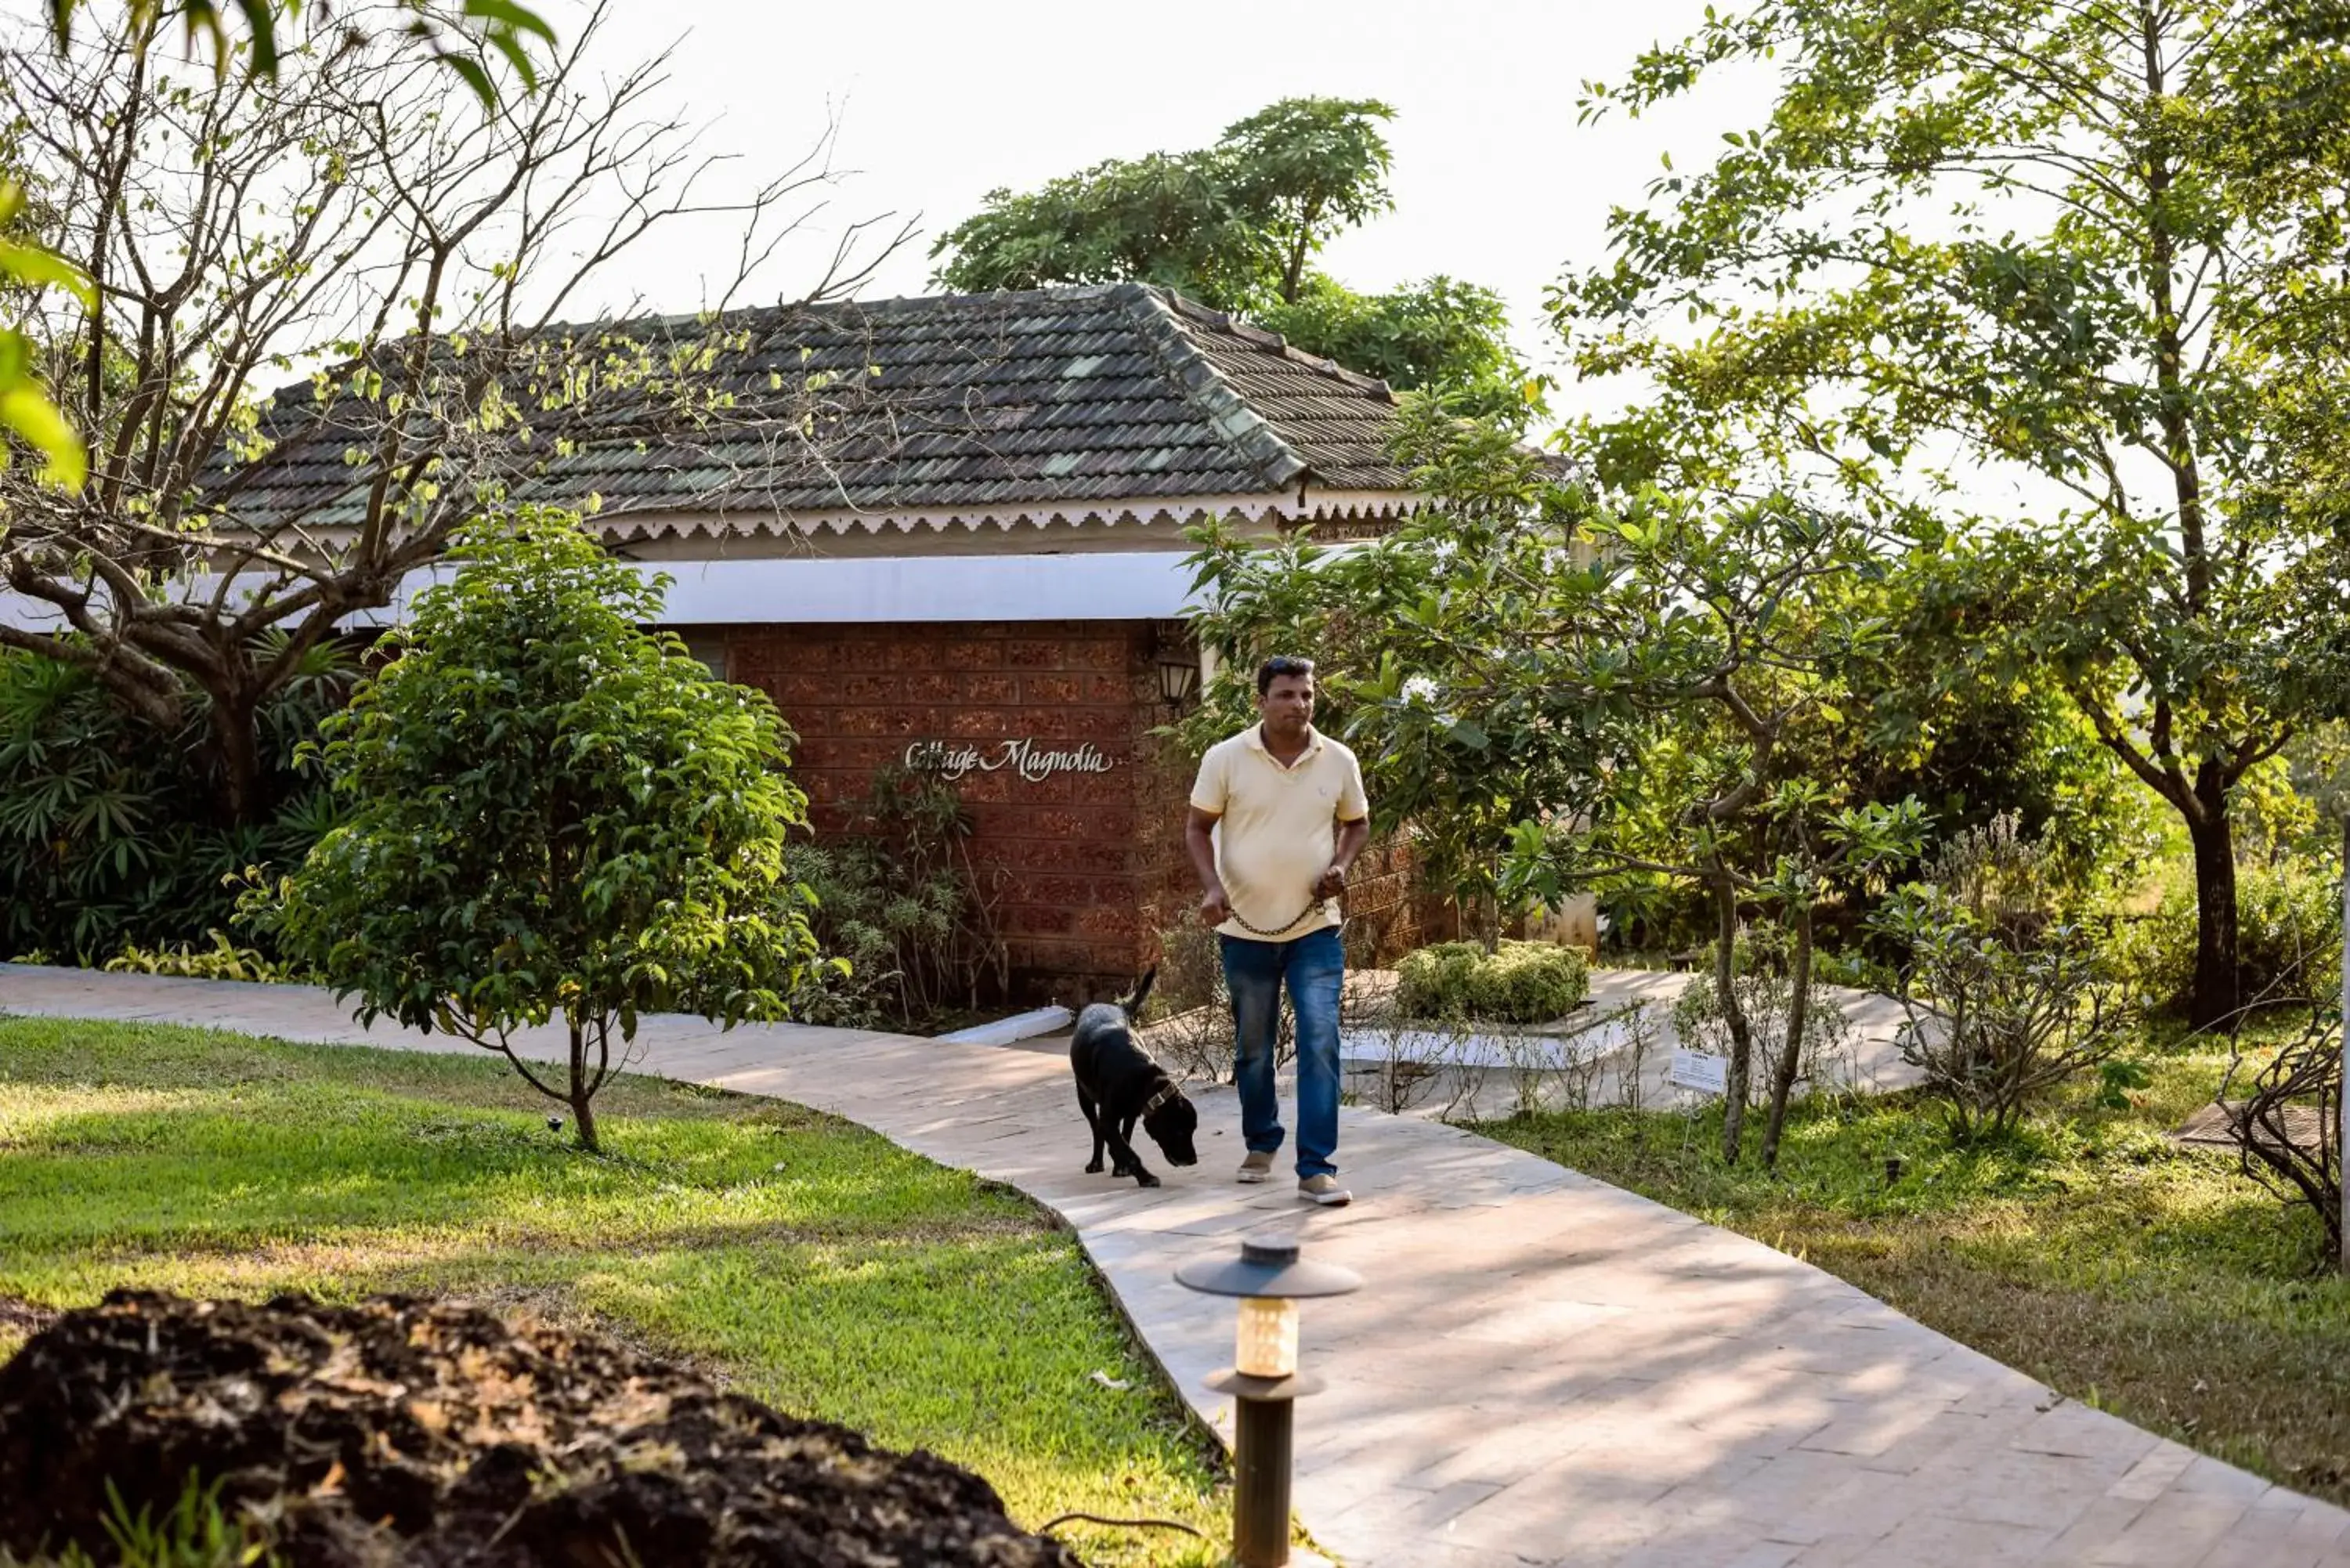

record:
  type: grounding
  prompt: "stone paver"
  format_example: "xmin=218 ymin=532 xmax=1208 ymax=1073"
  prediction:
xmin=5 ymin=963 xmax=2345 ymax=1568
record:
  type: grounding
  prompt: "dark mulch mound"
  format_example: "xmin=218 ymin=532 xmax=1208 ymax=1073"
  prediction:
xmin=0 ymin=1297 xmax=57 ymax=1337
xmin=0 ymin=1289 xmax=1083 ymax=1567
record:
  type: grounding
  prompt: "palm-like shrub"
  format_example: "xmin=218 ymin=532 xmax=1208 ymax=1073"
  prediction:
xmin=0 ymin=638 xmax=347 ymax=963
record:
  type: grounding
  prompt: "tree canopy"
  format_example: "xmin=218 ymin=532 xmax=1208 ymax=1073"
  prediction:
xmin=1184 ymin=403 xmax=1929 ymax=1165
xmin=263 ymin=510 xmax=826 ymax=1152
xmin=932 ymin=97 xmax=1541 ymax=420
xmin=0 ymin=2 xmax=900 ymax=825
xmin=1 ymin=0 xmax=556 ymax=486
xmin=1553 ymin=0 xmax=2350 ymax=1027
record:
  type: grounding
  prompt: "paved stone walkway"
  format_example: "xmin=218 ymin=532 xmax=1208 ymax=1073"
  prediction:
xmin=5 ymin=963 xmax=2346 ymax=1568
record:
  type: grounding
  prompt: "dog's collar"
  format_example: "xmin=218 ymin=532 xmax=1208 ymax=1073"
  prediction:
xmin=1140 ymin=1082 xmax=1182 ymax=1118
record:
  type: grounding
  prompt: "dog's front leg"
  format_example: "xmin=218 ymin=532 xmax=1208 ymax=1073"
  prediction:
xmin=1108 ymin=1117 xmax=1159 ymax=1188
xmin=1079 ymin=1089 xmax=1106 ymax=1174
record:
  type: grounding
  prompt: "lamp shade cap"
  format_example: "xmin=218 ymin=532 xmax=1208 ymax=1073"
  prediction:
xmin=1173 ymin=1231 xmax=1363 ymax=1299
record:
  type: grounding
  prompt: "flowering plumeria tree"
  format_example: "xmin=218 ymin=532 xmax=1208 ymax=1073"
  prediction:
xmin=1186 ymin=400 xmax=1926 ymax=1165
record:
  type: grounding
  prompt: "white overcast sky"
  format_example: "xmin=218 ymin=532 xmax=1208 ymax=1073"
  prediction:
xmin=577 ymin=0 xmax=1781 ymax=425
xmin=2 ymin=0 xmax=1781 ymax=421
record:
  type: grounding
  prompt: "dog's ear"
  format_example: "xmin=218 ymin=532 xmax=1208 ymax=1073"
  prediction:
xmin=1122 ymin=966 xmax=1157 ymax=1020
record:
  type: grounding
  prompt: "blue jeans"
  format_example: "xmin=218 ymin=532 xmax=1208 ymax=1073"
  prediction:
xmin=1221 ymin=926 xmax=1343 ymax=1180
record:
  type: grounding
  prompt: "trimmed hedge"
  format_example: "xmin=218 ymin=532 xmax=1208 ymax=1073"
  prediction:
xmin=1394 ymin=939 xmax=1592 ymax=1024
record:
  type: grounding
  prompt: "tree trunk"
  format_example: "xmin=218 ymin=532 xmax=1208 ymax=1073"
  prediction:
xmin=567 ymin=1017 xmax=600 ymax=1153
xmin=1714 ymin=880 xmax=1755 ymax=1165
xmin=1759 ymin=903 xmax=1814 ymax=1169
xmin=207 ymin=682 xmax=269 ymax=827
xmin=1474 ymin=889 xmax=1502 ymax=955
xmin=2186 ymin=800 xmax=2240 ymax=1031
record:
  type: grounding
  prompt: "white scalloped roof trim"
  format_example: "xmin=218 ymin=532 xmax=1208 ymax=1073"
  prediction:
xmin=584 ymin=489 xmax=1419 ymax=544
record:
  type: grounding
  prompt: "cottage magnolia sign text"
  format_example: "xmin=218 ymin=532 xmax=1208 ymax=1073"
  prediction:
xmin=905 ymin=738 xmax=1117 ymax=784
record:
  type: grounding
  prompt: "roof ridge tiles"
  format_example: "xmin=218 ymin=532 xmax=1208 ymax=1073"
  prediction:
xmin=1115 ymin=284 xmax=1308 ymax=492
xmin=1148 ymin=286 xmax=1397 ymax=399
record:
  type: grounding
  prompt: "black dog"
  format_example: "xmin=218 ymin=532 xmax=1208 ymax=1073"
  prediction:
xmin=1071 ymin=969 xmax=1198 ymax=1188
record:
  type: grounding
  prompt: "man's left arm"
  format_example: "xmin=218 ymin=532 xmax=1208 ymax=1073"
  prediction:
xmin=1314 ymin=756 xmax=1373 ymax=898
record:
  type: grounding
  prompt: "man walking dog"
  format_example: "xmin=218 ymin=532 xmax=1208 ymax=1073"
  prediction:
xmin=1185 ymin=655 xmax=1370 ymax=1206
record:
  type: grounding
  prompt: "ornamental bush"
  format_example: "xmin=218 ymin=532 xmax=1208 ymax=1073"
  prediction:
xmin=0 ymin=640 xmax=348 ymax=965
xmin=791 ymin=761 xmax=1008 ymax=1031
xmin=1395 ymin=939 xmax=1590 ymax=1024
xmin=258 ymin=510 xmax=827 ymax=1152
xmin=2112 ymin=859 xmax=2341 ymax=1017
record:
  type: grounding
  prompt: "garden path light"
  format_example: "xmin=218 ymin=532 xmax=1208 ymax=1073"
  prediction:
xmin=1174 ymin=1233 xmax=1361 ymax=1567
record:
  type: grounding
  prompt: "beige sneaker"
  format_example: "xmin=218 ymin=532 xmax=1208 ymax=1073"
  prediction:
xmin=1297 ymin=1174 xmax=1351 ymax=1207
xmin=1236 ymin=1151 xmax=1276 ymax=1184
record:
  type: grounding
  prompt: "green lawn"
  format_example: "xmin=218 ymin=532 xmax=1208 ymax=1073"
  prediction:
xmin=0 ymin=1016 xmax=1225 ymax=1566
xmin=1479 ymin=1020 xmax=2350 ymax=1506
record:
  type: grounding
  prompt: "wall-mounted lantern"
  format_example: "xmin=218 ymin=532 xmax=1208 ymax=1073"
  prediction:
xmin=1155 ymin=638 xmax=1202 ymax=710
xmin=1174 ymin=1233 xmax=1363 ymax=1567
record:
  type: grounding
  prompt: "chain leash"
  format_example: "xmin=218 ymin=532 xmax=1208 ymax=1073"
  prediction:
xmin=1224 ymin=901 xmax=1331 ymax=940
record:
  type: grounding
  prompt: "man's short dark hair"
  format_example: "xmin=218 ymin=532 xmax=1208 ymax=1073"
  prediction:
xmin=1256 ymin=655 xmax=1317 ymax=695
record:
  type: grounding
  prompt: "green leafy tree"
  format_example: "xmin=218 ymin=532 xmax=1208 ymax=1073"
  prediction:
xmin=262 ymin=511 xmax=826 ymax=1153
xmin=1 ymin=2 xmax=896 ymax=825
xmin=932 ymin=97 xmax=1538 ymax=415
xmin=1 ymin=0 xmax=555 ymax=487
xmin=1258 ymin=274 xmax=1534 ymax=422
xmin=1556 ymin=0 xmax=2350 ymax=1028
xmin=934 ymin=96 xmax=1394 ymax=311
xmin=1188 ymin=404 xmax=1926 ymax=1165
xmin=1791 ymin=551 xmax=2150 ymax=922
xmin=1214 ymin=96 xmax=1398 ymax=305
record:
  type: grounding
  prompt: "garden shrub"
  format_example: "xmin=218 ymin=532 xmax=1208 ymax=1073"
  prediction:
xmin=259 ymin=512 xmax=826 ymax=1154
xmin=1396 ymin=939 xmax=1589 ymax=1024
xmin=793 ymin=761 xmax=1008 ymax=1032
xmin=1873 ymin=818 xmax=2131 ymax=1140
xmin=103 ymin=930 xmax=311 ymax=985
xmin=2112 ymin=858 xmax=2341 ymax=1017
xmin=0 ymin=640 xmax=348 ymax=966
xmin=1669 ymin=941 xmax=1854 ymax=1097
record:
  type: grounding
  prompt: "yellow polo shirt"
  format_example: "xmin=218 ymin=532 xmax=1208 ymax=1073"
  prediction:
xmin=1190 ymin=724 xmax=1370 ymax=941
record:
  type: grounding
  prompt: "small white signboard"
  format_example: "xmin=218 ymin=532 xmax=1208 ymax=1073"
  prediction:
xmin=1668 ymin=1050 xmax=1729 ymax=1097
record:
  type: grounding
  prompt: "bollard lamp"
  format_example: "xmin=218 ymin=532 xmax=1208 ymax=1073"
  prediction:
xmin=1175 ymin=1233 xmax=1362 ymax=1568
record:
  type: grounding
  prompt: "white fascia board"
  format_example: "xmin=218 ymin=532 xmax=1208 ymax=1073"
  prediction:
xmin=2 ymin=551 xmax=1210 ymax=631
xmin=0 ymin=540 xmax=1376 ymax=633
xmin=649 ymin=552 xmax=1206 ymax=624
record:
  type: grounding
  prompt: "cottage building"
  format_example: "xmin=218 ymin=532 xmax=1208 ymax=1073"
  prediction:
xmin=174 ymin=282 xmax=1449 ymax=1000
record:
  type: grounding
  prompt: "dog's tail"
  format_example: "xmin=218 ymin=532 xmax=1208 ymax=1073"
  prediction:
xmin=1121 ymin=966 xmax=1157 ymax=1021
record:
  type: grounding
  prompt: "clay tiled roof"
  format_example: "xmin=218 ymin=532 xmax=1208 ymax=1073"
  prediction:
xmin=215 ymin=283 xmax=1415 ymax=537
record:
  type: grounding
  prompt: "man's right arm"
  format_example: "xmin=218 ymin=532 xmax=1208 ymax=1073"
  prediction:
xmin=1185 ymin=807 xmax=1230 ymax=927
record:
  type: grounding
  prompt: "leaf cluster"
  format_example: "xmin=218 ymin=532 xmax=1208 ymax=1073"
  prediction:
xmin=262 ymin=510 xmax=825 ymax=1053
xmin=932 ymin=96 xmax=1395 ymax=313
xmin=931 ymin=97 xmax=1540 ymax=415
xmin=0 ymin=634 xmax=345 ymax=963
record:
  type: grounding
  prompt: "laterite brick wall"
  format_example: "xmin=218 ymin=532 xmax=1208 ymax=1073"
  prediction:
xmin=724 ymin=620 xmax=1433 ymax=1006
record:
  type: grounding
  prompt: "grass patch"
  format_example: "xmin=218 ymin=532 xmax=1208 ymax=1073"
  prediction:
xmin=0 ymin=1016 xmax=1224 ymax=1566
xmin=1477 ymin=1016 xmax=2350 ymax=1507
